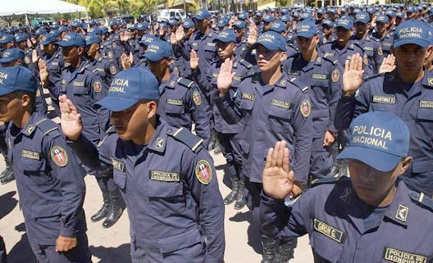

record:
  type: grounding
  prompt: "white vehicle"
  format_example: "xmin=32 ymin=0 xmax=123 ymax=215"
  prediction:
xmin=157 ymin=9 xmax=186 ymax=21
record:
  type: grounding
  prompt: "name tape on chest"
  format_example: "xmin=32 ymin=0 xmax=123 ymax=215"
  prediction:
xmin=373 ymin=95 xmax=396 ymax=104
xmin=383 ymin=247 xmax=427 ymax=263
xmin=112 ymin=158 xmax=125 ymax=172
xmin=22 ymin=150 xmax=40 ymax=160
xmin=313 ymin=218 xmax=344 ymax=243
xmin=149 ymin=170 xmax=180 ymax=182
xmin=419 ymin=100 xmax=433 ymax=108
xmin=271 ymin=99 xmax=291 ymax=109
xmin=167 ymin=98 xmax=184 ymax=106
xmin=242 ymin=92 xmax=256 ymax=101
xmin=312 ymin=74 xmax=327 ymax=80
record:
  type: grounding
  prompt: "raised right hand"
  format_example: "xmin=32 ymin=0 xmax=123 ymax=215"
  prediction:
xmin=342 ymin=53 xmax=364 ymax=96
xmin=190 ymin=50 xmax=199 ymax=71
xmin=59 ymin=95 xmax=83 ymax=141
xmin=217 ymin=58 xmax=235 ymax=96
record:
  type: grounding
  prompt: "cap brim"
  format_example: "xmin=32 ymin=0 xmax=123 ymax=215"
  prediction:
xmin=0 ymin=57 xmax=16 ymax=63
xmin=0 ymin=88 xmax=13 ymax=96
xmin=393 ymin=38 xmax=430 ymax=48
xmin=144 ymin=53 xmax=162 ymax=62
xmin=336 ymin=146 xmax=402 ymax=172
xmin=55 ymin=41 xmax=77 ymax=47
xmin=296 ymin=32 xmax=315 ymax=38
xmin=336 ymin=25 xmax=352 ymax=30
xmin=253 ymin=42 xmax=282 ymax=51
xmin=96 ymin=96 xmax=139 ymax=112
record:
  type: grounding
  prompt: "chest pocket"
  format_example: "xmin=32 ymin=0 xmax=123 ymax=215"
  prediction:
xmin=239 ymin=98 xmax=255 ymax=112
xmin=310 ymin=230 xmax=344 ymax=262
xmin=113 ymin=170 xmax=127 ymax=190
xmin=268 ymin=106 xmax=292 ymax=132
xmin=204 ymin=43 xmax=216 ymax=54
xmin=72 ymin=86 xmax=90 ymax=96
xmin=192 ymin=42 xmax=199 ymax=51
xmin=416 ymin=105 xmax=433 ymax=122
xmin=21 ymin=157 xmax=53 ymax=186
xmin=144 ymin=178 xmax=186 ymax=217
xmin=164 ymin=103 xmax=185 ymax=115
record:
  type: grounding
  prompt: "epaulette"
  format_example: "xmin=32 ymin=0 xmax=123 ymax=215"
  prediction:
xmin=171 ymin=127 xmax=203 ymax=152
xmin=409 ymin=192 xmax=433 ymax=212
xmin=288 ymin=77 xmax=309 ymax=93
xmin=364 ymin=72 xmax=384 ymax=82
xmin=353 ymin=42 xmax=364 ymax=51
xmin=310 ymin=176 xmax=343 ymax=188
xmin=322 ymin=56 xmax=338 ymax=66
xmin=239 ymin=59 xmax=253 ymax=69
xmin=106 ymin=126 xmax=116 ymax=134
xmin=177 ymin=77 xmax=194 ymax=89
xmin=36 ymin=118 xmax=58 ymax=136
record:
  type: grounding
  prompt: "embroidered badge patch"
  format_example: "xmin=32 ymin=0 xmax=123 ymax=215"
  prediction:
xmin=110 ymin=65 xmax=117 ymax=75
xmin=193 ymin=90 xmax=201 ymax=106
xmin=395 ymin=204 xmax=409 ymax=222
xmin=300 ymin=99 xmax=311 ymax=118
xmin=195 ymin=160 xmax=212 ymax=185
xmin=94 ymin=81 xmax=102 ymax=93
xmin=50 ymin=146 xmax=68 ymax=167
xmin=331 ymin=68 xmax=340 ymax=83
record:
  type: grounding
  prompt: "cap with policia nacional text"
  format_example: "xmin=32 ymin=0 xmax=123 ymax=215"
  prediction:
xmin=337 ymin=111 xmax=410 ymax=172
xmin=393 ymin=19 xmax=431 ymax=48
xmin=96 ymin=67 xmax=160 ymax=112
xmin=0 ymin=66 xmax=38 ymax=96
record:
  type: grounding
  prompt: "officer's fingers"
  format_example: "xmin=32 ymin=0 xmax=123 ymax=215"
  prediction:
xmin=264 ymin=147 xmax=274 ymax=169
xmin=344 ymin=58 xmax=350 ymax=72
xmin=287 ymin=170 xmax=295 ymax=183
xmin=356 ymin=54 xmax=363 ymax=71
xmin=270 ymin=141 xmax=281 ymax=167
xmin=230 ymin=72 xmax=236 ymax=80
xmin=282 ymin=147 xmax=290 ymax=173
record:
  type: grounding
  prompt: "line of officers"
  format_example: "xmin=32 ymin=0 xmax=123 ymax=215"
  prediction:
xmin=0 ymin=3 xmax=433 ymax=262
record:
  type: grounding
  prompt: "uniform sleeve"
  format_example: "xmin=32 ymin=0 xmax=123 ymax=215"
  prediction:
xmin=89 ymin=73 xmax=111 ymax=140
xmin=292 ymin=91 xmax=313 ymax=186
xmin=44 ymin=134 xmax=86 ymax=237
xmin=184 ymin=148 xmax=225 ymax=263
xmin=213 ymin=87 xmax=244 ymax=125
xmin=373 ymin=42 xmax=384 ymax=74
xmin=189 ymin=85 xmax=210 ymax=147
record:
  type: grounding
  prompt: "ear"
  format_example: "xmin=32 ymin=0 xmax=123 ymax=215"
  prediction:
xmin=425 ymin=45 xmax=433 ymax=60
xmin=398 ymin=156 xmax=413 ymax=175
xmin=146 ymin=100 xmax=158 ymax=119
xmin=77 ymin=46 xmax=84 ymax=56
xmin=20 ymin=93 xmax=31 ymax=107
xmin=280 ymin=51 xmax=287 ymax=62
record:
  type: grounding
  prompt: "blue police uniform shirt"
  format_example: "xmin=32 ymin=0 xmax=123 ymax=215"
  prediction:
xmin=319 ymin=41 xmax=364 ymax=68
xmin=69 ymin=119 xmax=225 ymax=262
xmin=261 ymin=177 xmax=433 ymax=262
xmin=157 ymin=72 xmax=210 ymax=145
xmin=371 ymin=31 xmax=394 ymax=57
xmin=214 ymin=72 xmax=313 ymax=185
xmin=60 ymin=60 xmax=110 ymax=143
xmin=87 ymin=55 xmax=118 ymax=88
xmin=351 ymin=35 xmax=384 ymax=77
xmin=335 ymin=71 xmax=433 ymax=196
xmin=7 ymin=113 xmax=87 ymax=245
xmin=187 ymin=31 xmax=219 ymax=76
xmin=42 ymin=50 xmax=64 ymax=104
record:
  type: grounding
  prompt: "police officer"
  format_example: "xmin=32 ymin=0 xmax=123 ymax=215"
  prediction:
xmin=0 ymin=66 xmax=91 ymax=263
xmin=144 ymin=39 xmax=210 ymax=146
xmin=283 ymin=20 xmax=337 ymax=183
xmin=371 ymin=15 xmax=394 ymax=57
xmin=261 ymin=111 xmax=433 ymax=262
xmin=59 ymin=67 xmax=225 ymax=263
xmin=335 ymin=20 xmax=433 ymax=197
xmin=216 ymin=31 xmax=312 ymax=263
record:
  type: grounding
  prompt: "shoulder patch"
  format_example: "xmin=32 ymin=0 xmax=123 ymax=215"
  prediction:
xmin=195 ymin=159 xmax=212 ymax=184
xmin=192 ymin=90 xmax=202 ymax=106
xmin=36 ymin=118 xmax=58 ymax=136
xmin=171 ymin=127 xmax=203 ymax=152
xmin=289 ymin=77 xmax=309 ymax=93
xmin=331 ymin=68 xmax=340 ymax=83
xmin=300 ymin=99 xmax=311 ymax=117
xmin=177 ymin=77 xmax=194 ymax=89
xmin=50 ymin=146 xmax=68 ymax=167
xmin=409 ymin=192 xmax=433 ymax=212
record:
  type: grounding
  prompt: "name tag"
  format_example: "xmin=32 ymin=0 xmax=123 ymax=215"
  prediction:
xmin=73 ymin=81 xmax=85 ymax=87
xmin=149 ymin=170 xmax=180 ymax=182
xmin=271 ymin=99 xmax=291 ymax=109
xmin=242 ymin=92 xmax=256 ymax=101
xmin=313 ymin=218 xmax=344 ymax=243
xmin=112 ymin=158 xmax=125 ymax=172
xmin=383 ymin=247 xmax=427 ymax=263
xmin=233 ymin=76 xmax=242 ymax=81
xmin=61 ymin=80 xmax=66 ymax=85
xmin=206 ymin=42 xmax=216 ymax=47
xmin=51 ymin=62 xmax=59 ymax=66
xmin=364 ymin=47 xmax=374 ymax=51
xmin=372 ymin=95 xmax=396 ymax=104
xmin=22 ymin=150 xmax=40 ymax=160
xmin=419 ymin=100 xmax=433 ymax=108
xmin=212 ymin=73 xmax=218 ymax=78
xmin=167 ymin=99 xmax=184 ymax=106
xmin=383 ymin=43 xmax=392 ymax=47
xmin=312 ymin=74 xmax=327 ymax=80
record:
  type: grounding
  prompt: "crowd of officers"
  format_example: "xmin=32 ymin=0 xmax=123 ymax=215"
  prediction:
xmin=0 ymin=2 xmax=433 ymax=262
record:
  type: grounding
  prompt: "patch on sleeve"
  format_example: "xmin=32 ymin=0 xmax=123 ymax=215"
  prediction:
xmin=193 ymin=90 xmax=202 ymax=106
xmin=50 ymin=146 xmax=68 ymax=167
xmin=383 ymin=247 xmax=427 ymax=263
xmin=377 ymin=47 xmax=383 ymax=56
xmin=110 ymin=65 xmax=117 ymax=75
xmin=195 ymin=160 xmax=212 ymax=185
xmin=331 ymin=68 xmax=340 ymax=83
xmin=300 ymin=99 xmax=311 ymax=118
xmin=94 ymin=81 xmax=102 ymax=93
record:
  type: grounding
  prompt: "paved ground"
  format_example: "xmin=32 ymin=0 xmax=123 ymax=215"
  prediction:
xmin=0 ymin=149 xmax=313 ymax=262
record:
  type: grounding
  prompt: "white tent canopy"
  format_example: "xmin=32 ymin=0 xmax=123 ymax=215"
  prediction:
xmin=0 ymin=0 xmax=87 ymax=16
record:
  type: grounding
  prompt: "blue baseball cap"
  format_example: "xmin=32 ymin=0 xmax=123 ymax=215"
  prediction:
xmin=40 ymin=33 xmax=57 ymax=45
xmin=337 ymin=111 xmax=410 ymax=172
xmin=169 ymin=19 xmax=179 ymax=26
xmin=280 ymin=15 xmax=291 ymax=23
xmin=393 ymin=20 xmax=431 ymax=48
xmin=56 ymin=32 xmax=86 ymax=47
xmin=385 ymin=10 xmax=395 ymax=18
xmin=300 ymin=12 xmax=313 ymax=21
xmin=194 ymin=9 xmax=211 ymax=20
xmin=183 ymin=19 xmax=194 ymax=29
xmin=145 ymin=40 xmax=173 ymax=62
xmin=217 ymin=19 xmax=228 ymax=28
xmin=15 ymin=33 xmax=29 ymax=43
xmin=233 ymin=20 xmax=245 ymax=29
xmin=376 ymin=15 xmax=389 ymax=24
xmin=96 ymin=67 xmax=159 ymax=112
xmin=336 ymin=16 xmax=353 ymax=30
xmin=88 ymin=27 xmax=102 ymax=35
xmin=296 ymin=20 xmax=317 ymax=38
xmin=0 ymin=48 xmax=25 ymax=63
xmin=213 ymin=29 xmax=236 ymax=43
xmin=139 ymin=34 xmax=156 ymax=46
xmin=0 ymin=34 xmax=15 ymax=44
xmin=34 ymin=27 xmax=47 ymax=36
xmin=322 ymin=19 xmax=334 ymax=28
xmin=396 ymin=12 xmax=405 ymax=19
xmin=101 ymin=27 xmax=109 ymax=35
xmin=263 ymin=14 xmax=275 ymax=23
xmin=85 ymin=34 xmax=101 ymax=45
xmin=0 ymin=66 xmax=38 ymax=96
xmin=355 ymin=11 xmax=370 ymax=24
xmin=71 ymin=21 xmax=82 ymax=28
xmin=253 ymin=31 xmax=286 ymax=51
xmin=406 ymin=6 xmax=416 ymax=13
xmin=270 ymin=20 xmax=286 ymax=33
xmin=109 ymin=20 xmax=118 ymax=27
xmin=137 ymin=22 xmax=149 ymax=31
